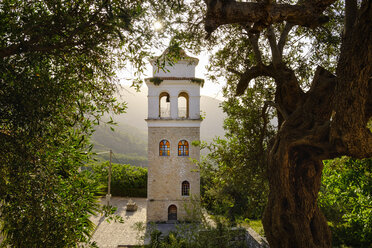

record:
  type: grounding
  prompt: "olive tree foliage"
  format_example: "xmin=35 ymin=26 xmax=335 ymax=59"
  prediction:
xmin=199 ymin=83 xmax=276 ymax=221
xmin=0 ymin=0 xmax=182 ymax=247
xmin=155 ymin=0 xmax=371 ymax=247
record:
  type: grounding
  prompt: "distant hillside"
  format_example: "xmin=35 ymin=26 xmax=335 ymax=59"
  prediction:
xmin=91 ymin=85 xmax=225 ymax=166
xmin=200 ymin=95 xmax=225 ymax=143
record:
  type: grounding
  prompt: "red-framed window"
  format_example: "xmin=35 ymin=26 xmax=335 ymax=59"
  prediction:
xmin=178 ymin=140 xmax=189 ymax=156
xmin=159 ymin=139 xmax=170 ymax=156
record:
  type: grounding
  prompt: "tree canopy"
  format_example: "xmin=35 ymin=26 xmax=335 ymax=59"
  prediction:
xmin=200 ymin=84 xmax=275 ymax=221
xmin=162 ymin=0 xmax=371 ymax=247
xmin=0 ymin=0 xmax=172 ymax=246
xmin=1 ymin=0 xmax=371 ymax=247
xmin=319 ymin=157 xmax=371 ymax=247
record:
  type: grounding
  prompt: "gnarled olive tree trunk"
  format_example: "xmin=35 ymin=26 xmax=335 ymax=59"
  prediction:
xmin=264 ymin=134 xmax=331 ymax=248
xmin=203 ymin=1 xmax=372 ymax=247
xmin=262 ymin=66 xmax=336 ymax=248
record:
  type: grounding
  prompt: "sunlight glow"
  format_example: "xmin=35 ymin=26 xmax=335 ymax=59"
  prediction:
xmin=154 ymin=21 xmax=163 ymax=31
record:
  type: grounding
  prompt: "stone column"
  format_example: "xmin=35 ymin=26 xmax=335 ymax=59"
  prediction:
xmin=170 ymin=96 xmax=178 ymax=119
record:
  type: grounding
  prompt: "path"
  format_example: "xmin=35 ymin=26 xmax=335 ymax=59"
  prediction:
xmin=90 ymin=197 xmax=147 ymax=248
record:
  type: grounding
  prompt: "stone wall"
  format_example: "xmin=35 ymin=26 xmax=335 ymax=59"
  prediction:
xmin=245 ymin=227 xmax=269 ymax=248
xmin=224 ymin=227 xmax=269 ymax=248
xmin=147 ymin=126 xmax=200 ymax=222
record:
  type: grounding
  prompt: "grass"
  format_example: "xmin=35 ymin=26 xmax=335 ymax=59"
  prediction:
xmin=239 ymin=219 xmax=265 ymax=237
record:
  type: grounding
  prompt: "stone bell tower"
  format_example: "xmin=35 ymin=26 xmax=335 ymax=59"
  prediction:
xmin=145 ymin=49 xmax=202 ymax=222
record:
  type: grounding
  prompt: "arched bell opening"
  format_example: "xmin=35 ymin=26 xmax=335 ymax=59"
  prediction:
xmin=159 ymin=92 xmax=170 ymax=118
xmin=178 ymin=92 xmax=189 ymax=118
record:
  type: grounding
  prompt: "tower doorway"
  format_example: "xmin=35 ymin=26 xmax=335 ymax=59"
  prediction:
xmin=168 ymin=205 xmax=177 ymax=221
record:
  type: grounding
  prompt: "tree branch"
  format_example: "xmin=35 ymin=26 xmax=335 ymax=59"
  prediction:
xmin=227 ymin=67 xmax=243 ymax=76
xmin=260 ymin=98 xmax=271 ymax=156
xmin=236 ymin=64 xmax=275 ymax=95
xmin=304 ymin=66 xmax=337 ymax=122
xmin=273 ymin=65 xmax=304 ymax=126
xmin=264 ymin=100 xmax=289 ymax=120
xmin=278 ymin=23 xmax=294 ymax=55
xmin=242 ymin=25 xmax=262 ymax=64
xmin=345 ymin=0 xmax=358 ymax=37
xmin=366 ymin=77 xmax=372 ymax=119
xmin=204 ymin=0 xmax=335 ymax=36
xmin=267 ymin=26 xmax=281 ymax=65
xmin=248 ymin=33 xmax=263 ymax=64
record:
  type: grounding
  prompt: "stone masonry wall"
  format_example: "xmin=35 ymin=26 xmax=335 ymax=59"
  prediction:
xmin=147 ymin=127 xmax=200 ymax=222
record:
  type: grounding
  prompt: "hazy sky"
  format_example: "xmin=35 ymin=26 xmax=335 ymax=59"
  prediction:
xmin=194 ymin=52 xmax=225 ymax=100
xmin=117 ymin=51 xmax=225 ymax=100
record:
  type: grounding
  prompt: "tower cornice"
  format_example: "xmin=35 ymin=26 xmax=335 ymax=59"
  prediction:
xmin=145 ymin=77 xmax=203 ymax=81
xmin=146 ymin=118 xmax=202 ymax=128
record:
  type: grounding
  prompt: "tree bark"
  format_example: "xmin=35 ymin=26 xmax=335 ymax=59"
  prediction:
xmin=204 ymin=1 xmax=372 ymax=247
xmin=330 ymin=0 xmax=372 ymax=158
xmin=263 ymin=67 xmax=337 ymax=248
xmin=204 ymin=0 xmax=335 ymax=35
xmin=263 ymin=134 xmax=332 ymax=248
xmin=261 ymin=3 xmax=371 ymax=246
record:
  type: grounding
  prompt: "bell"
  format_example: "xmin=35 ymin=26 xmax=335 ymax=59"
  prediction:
xmin=166 ymin=95 xmax=170 ymax=102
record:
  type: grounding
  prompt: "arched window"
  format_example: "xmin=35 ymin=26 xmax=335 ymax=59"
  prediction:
xmin=168 ymin=205 xmax=177 ymax=221
xmin=159 ymin=92 xmax=170 ymax=118
xmin=182 ymin=181 xmax=190 ymax=196
xmin=178 ymin=92 xmax=189 ymax=118
xmin=159 ymin=139 xmax=170 ymax=156
xmin=178 ymin=140 xmax=189 ymax=156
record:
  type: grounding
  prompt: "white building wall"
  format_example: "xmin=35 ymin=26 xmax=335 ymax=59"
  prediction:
xmin=148 ymin=96 xmax=159 ymax=119
xmin=145 ymin=81 xmax=201 ymax=120
xmin=189 ymin=96 xmax=201 ymax=119
xmin=153 ymin=61 xmax=196 ymax=78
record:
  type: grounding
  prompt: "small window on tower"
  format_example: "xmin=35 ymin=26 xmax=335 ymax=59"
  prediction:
xmin=159 ymin=139 xmax=170 ymax=156
xmin=178 ymin=140 xmax=189 ymax=156
xmin=182 ymin=181 xmax=190 ymax=196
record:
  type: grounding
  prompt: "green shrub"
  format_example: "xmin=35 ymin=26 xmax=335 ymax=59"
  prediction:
xmin=89 ymin=162 xmax=147 ymax=197
xmin=143 ymin=222 xmax=247 ymax=248
xmin=319 ymin=157 xmax=371 ymax=247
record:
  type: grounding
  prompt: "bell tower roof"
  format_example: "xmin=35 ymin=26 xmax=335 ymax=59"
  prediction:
xmin=151 ymin=48 xmax=199 ymax=65
xmin=149 ymin=48 xmax=199 ymax=79
xmin=145 ymin=48 xmax=203 ymax=124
